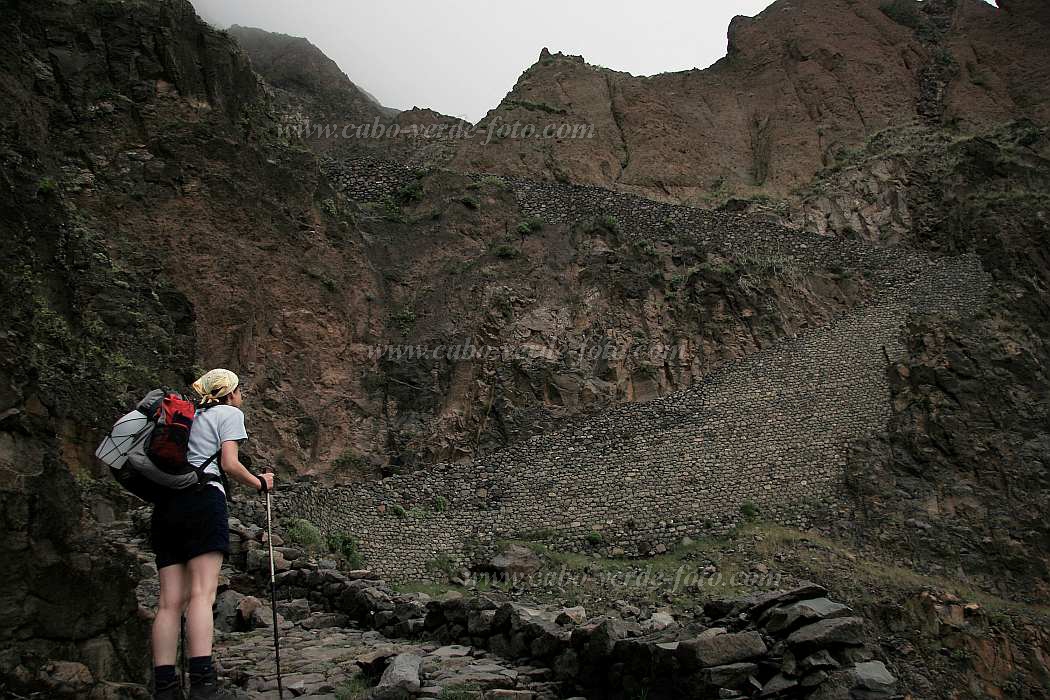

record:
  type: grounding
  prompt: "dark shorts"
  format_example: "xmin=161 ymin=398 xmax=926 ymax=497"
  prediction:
xmin=150 ymin=485 xmax=230 ymax=569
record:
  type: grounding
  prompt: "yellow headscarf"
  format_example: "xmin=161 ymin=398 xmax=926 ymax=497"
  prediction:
xmin=192 ymin=368 xmax=240 ymax=405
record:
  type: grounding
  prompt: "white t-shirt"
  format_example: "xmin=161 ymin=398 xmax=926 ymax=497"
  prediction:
xmin=187 ymin=404 xmax=248 ymax=495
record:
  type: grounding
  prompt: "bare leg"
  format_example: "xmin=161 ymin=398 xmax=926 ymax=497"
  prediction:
xmin=152 ymin=564 xmax=188 ymax=666
xmin=185 ymin=551 xmax=224 ymax=657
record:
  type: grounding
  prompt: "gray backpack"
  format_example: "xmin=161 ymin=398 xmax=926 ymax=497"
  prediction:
xmin=96 ymin=389 xmax=224 ymax=502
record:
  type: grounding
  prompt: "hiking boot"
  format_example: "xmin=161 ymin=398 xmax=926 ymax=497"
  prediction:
xmin=154 ymin=680 xmax=185 ymax=700
xmin=187 ymin=671 xmax=243 ymax=700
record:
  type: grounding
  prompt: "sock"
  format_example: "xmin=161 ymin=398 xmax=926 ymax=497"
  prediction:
xmin=188 ymin=655 xmax=214 ymax=679
xmin=154 ymin=665 xmax=177 ymax=688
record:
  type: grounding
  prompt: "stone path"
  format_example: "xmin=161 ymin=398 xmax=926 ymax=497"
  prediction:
xmin=111 ymin=512 xmax=900 ymax=700
xmin=113 ymin=516 xmax=562 ymax=699
xmin=217 ymin=625 xmax=556 ymax=698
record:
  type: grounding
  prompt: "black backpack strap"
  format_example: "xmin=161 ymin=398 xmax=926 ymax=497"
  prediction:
xmin=193 ymin=449 xmax=232 ymax=503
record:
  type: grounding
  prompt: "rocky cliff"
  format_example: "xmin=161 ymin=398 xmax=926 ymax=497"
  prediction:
xmin=0 ymin=0 xmax=258 ymax=694
xmin=226 ymin=24 xmax=398 ymax=151
xmin=450 ymin=0 xmax=1050 ymax=203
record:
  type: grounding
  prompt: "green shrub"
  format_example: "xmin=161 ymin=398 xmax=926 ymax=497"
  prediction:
xmin=504 ymin=99 xmax=567 ymax=115
xmin=517 ymin=216 xmax=546 ymax=236
xmin=460 ymin=195 xmax=480 ymax=210
xmin=433 ymin=496 xmax=448 ymax=512
xmin=321 ymin=198 xmax=340 ymax=217
xmin=492 ymin=244 xmax=520 ymax=260
xmin=586 ymin=531 xmax=603 ymax=546
xmin=739 ymin=502 xmax=760 ymax=521
xmin=425 ymin=553 xmax=457 ymax=578
xmin=395 ymin=181 xmax=424 ymax=204
xmin=390 ymin=307 xmax=416 ymax=332
xmin=286 ymin=519 xmax=324 ymax=550
xmin=37 ymin=176 xmax=57 ymax=195
xmin=389 ymin=504 xmax=407 ymax=519
xmin=326 ymin=533 xmax=363 ymax=569
xmin=378 ymin=195 xmax=405 ymax=222
xmin=332 ymin=449 xmax=366 ymax=471
xmin=478 ymin=175 xmax=509 ymax=191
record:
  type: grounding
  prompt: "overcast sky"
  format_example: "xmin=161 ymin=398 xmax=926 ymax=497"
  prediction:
xmin=190 ymin=0 xmax=995 ymax=123
xmin=190 ymin=0 xmax=779 ymax=122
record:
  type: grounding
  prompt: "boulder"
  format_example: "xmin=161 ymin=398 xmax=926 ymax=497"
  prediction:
xmin=640 ymin=611 xmax=676 ymax=632
xmin=800 ymin=649 xmax=840 ymax=672
xmin=761 ymin=673 xmax=799 ymax=695
xmin=393 ymin=598 xmax=427 ymax=622
xmin=468 ymin=609 xmax=497 ymax=635
xmin=736 ymin=583 xmax=829 ymax=618
xmin=236 ymin=596 xmax=263 ymax=628
xmin=703 ymin=662 xmax=758 ymax=690
xmin=762 ymin=598 xmax=852 ymax=636
xmin=275 ymin=546 xmax=303 ymax=561
xmin=214 ymin=589 xmax=244 ymax=632
xmin=682 ymin=631 xmax=767 ymax=668
xmin=555 ymin=606 xmax=587 ymax=626
xmin=787 ymin=618 xmax=865 ymax=656
xmin=697 ymin=627 xmax=727 ymax=640
xmin=850 ymin=661 xmax=897 ymax=699
xmin=261 ymin=531 xmax=284 ymax=546
xmin=529 ymin=620 xmax=572 ymax=659
xmin=375 ymin=653 xmax=422 ymax=694
xmin=573 ymin=618 xmax=629 ymax=659
xmin=488 ymin=544 xmax=542 ymax=577
xmin=250 ymin=605 xmax=287 ymax=631
xmin=246 ymin=548 xmax=289 ymax=573
xmin=355 ymin=648 xmax=398 ymax=676
xmin=38 ymin=661 xmax=94 ymax=695
xmin=277 ymin=598 xmax=310 ymax=622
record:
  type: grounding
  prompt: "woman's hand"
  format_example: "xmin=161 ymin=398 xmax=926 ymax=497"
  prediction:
xmin=257 ymin=472 xmax=275 ymax=493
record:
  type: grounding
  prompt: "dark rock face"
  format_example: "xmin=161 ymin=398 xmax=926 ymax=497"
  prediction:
xmin=0 ymin=413 xmax=150 ymax=694
xmin=788 ymin=120 xmax=1050 ymax=696
xmin=826 ymin=122 xmax=1050 ymax=604
xmin=0 ymin=0 xmax=259 ymax=695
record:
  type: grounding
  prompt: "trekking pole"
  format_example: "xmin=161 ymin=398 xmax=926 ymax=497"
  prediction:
xmin=264 ymin=470 xmax=284 ymax=700
xmin=180 ymin=615 xmax=187 ymax=692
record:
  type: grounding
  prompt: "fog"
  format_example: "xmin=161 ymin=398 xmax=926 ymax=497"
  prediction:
xmin=190 ymin=0 xmax=778 ymax=122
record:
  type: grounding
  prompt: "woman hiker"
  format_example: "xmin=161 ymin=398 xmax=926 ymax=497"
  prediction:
xmin=151 ymin=369 xmax=275 ymax=700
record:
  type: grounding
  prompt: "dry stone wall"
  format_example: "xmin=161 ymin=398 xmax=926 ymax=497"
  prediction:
xmin=258 ymin=157 xmax=991 ymax=582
